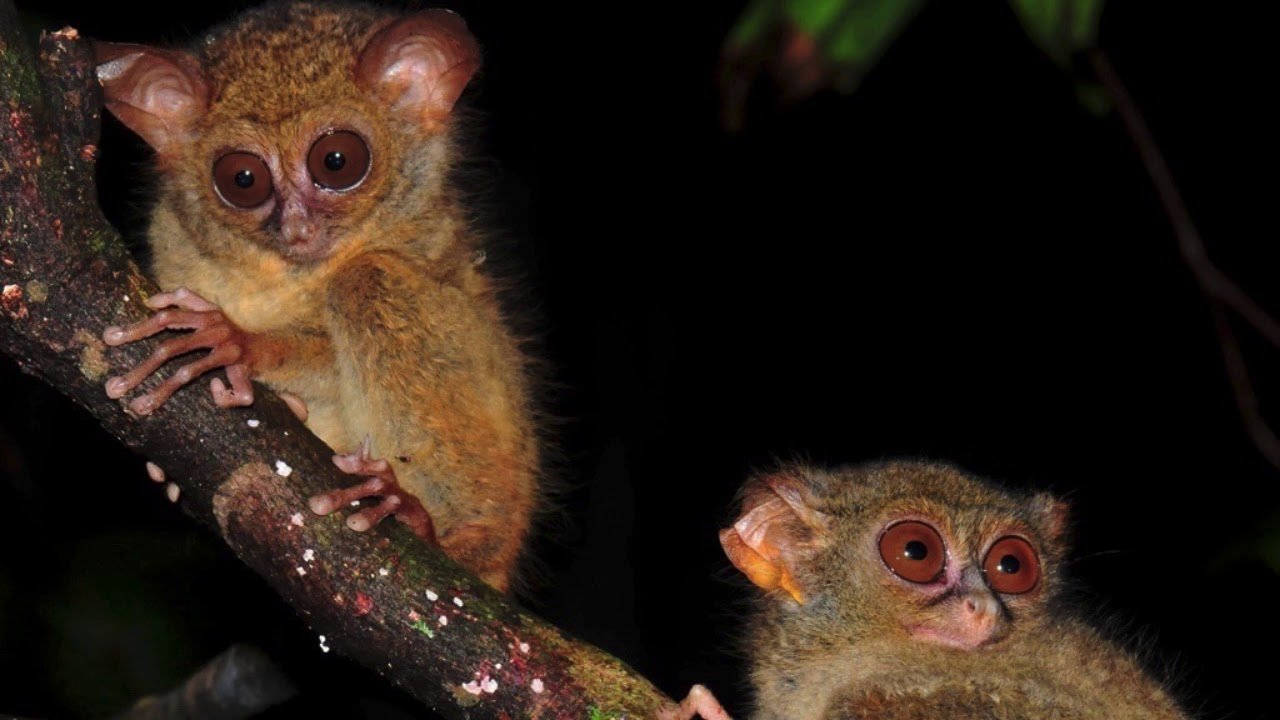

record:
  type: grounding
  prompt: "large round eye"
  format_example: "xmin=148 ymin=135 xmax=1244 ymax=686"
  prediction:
xmin=308 ymin=131 xmax=370 ymax=191
xmin=878 ymin=521 xmax=946 ymax=584
xmin=983 ymin=536 xmax=1040 ymax=594
xmin=213 ymin=152 xmax=273 ymax=208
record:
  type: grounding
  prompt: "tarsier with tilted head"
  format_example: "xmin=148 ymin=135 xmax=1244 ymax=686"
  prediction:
xmin=666 ymin=461 xmax=1190 ymax=720
xmin=93 ymin=1 xmax=539 ymax=592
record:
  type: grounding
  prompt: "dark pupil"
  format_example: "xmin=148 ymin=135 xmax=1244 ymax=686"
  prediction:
xmin=234 ymin=170 xmax=254 ymax=188
xmin=998 ymin=554 xmax=1021 ymax=574
xmin=324 ymin=151 xmax=346 ymax=171
xmin=903 ymin=540 xmax=928 ymax=561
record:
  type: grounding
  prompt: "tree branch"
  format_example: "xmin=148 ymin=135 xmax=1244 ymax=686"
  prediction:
xmin=0 ymin=5 xmax=672 ymax=718
xmin=1089 ymin=48 xmax=1280 ymax=470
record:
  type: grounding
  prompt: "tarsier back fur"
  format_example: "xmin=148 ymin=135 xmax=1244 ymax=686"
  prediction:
xmin=95 ymin=1 xmax=539 ymax=591
xmin=721 ymin=461 xmax=1188 ymax=720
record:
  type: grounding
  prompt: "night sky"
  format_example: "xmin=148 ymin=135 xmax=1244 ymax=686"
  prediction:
xmin=2 ymin=2 xmax=1278 ymax=718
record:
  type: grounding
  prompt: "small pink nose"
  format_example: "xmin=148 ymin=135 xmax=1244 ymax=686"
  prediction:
xmin=962 ymin=591 xmax=1000 ymax=622
xmin=282 ymin=222 xmax=314 ymax=246
xmin=280 ymin=196 xmax=318 ymax=246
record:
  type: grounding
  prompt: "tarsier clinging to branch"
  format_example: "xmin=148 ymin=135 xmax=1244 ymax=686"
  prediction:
xmin=94 ymin=1 xmax=540 ymax=592
xmin=668 ymin=461 xmax=1190 ymax=720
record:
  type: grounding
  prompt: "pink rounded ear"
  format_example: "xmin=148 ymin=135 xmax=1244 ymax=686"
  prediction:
xmin=356 ymin=9 xmax=481 ymax=131
xmin=720 ymin=472 xmax=831 ymax=604
xmin=93 ymin=42 xmax=209 ymax=155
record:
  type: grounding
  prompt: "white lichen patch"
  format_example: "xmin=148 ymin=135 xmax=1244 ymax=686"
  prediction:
xmin=303 ymin=548 xmax=315 ymax=563
xmin=426 ymin=589 xmax=439 ymax=602
xmin=462 ymin=670 xmax=498 ymax=696
xmin=531 ymin=678 xmax=544 ymax=694
xmin=275 ymin=460 xmax=293 ymax=477
xmin=247 ymin=418 xmax=261 ymax=428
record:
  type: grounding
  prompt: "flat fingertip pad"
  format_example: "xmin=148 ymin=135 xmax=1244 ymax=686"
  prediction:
xmin=308 ymin=494 xmax=339 ymax=515
xmin=145 ymin=461 xmax=166 ymax=483
xmin=129 ymin=395 xmax=158 ymax=415
xmin=105 ymin=376 xmax=128 ymax=398
xmin=280 ymin=393 xmax=309 ymax=422
xmin=331 ymin=454 xmax=361 ymax=473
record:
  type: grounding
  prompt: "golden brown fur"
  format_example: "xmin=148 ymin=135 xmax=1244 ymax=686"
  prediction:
xmin=128 ymin=2 xmax=538 ymax=590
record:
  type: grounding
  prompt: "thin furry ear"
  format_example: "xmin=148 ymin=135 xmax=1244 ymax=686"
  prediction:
xmin=356 ymin=9 xmax=480 ymax=131
xmin=1030 ymin=492 xmax=1070 ymax=544
xmin=720 ymin=472 xmax=830 ymax=605
xmin=94 ymin=42 xmax=209 ymax=155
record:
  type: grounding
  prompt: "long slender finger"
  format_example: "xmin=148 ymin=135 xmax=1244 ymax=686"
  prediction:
xmin=147 ymin=287 xmax=219 ymax=312
xmin=102 ymin=309 xmax=209 ymax=346
xmin=308 ymin=476 xmax=389 ymax=516
xmin=129 ymin=343 xmax=242 ymax=416
xmin=211 ymin=364 xmax=255 ymax=408
xmin=347 ymin=495 xmax=401 ymax=532
xmin=659 ymin=685 xmax=733 ymax=720
xmin=685 ymin=685 xmax=733 ymax=720
xmin=106 ymin=329 xmax=227 ymax=399
xmin=394 ymin=497 xmax=437 ymax=542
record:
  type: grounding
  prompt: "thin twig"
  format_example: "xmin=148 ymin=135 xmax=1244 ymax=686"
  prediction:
xmin=1209 ymin=305 xmax=1280 ymax=468
xmin=1089 ymin=48 xmax=1280 ymax=470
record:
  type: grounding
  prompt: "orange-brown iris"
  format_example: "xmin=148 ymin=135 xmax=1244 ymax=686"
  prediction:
xmin=983 ymin=536 xmax=1040 ymax=594
xmin=879 ymin=521 xmax=946 ymax=583
xmin=213 ymin=152 xmax=273 ymax=208
xmin=308 ymin=131 xmax=371 ymax=191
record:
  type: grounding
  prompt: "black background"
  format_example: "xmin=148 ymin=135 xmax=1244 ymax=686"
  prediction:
xmin=2 ymin=2 xmax=1278 ymax=718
